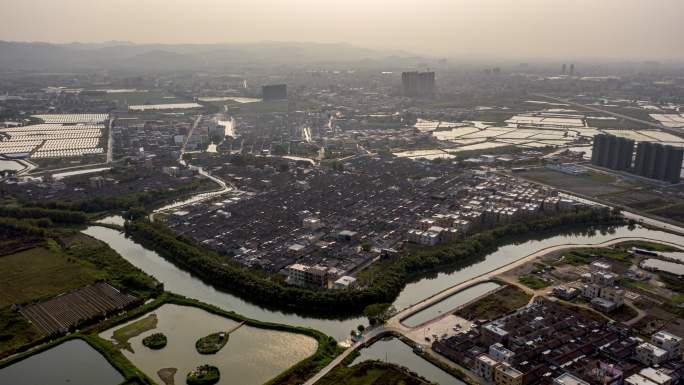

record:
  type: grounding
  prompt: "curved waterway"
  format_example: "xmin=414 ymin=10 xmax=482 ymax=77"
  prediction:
xmin=350 ymin=338 xmax=466 ymax=385
xmin=83 ymin=219 xmax=684 ymax=384
xmin=0 ymin=339 xmax=123 ymax=385
xmin=99 ymin=304 xmax=317 ymax=385
xmin=401 ymin=282 xmax=501 ymax=328
xmin=83 ymin=224 xmax=364 ymax=341
xmin=390 ymin=225 xmax=684 ymax=312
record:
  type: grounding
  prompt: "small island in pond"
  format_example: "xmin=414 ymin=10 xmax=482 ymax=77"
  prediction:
xmin=186 ymin=365 xmax=220 ymax=385
xmin=142 ymin=332 xmax=167 ymax=350
xmin=195 ymin=332 xmax=229 ymax=354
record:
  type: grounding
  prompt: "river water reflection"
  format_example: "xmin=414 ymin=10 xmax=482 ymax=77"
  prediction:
xmin=0 ymin=339 xmax=122 ymax=385
xmin=401 ymin=282 xmax=501 ymax=327
xmin=83 ymin=220 xmax=684 ymax=384
xmin=350 ymin=338 xmax=465 ymax=385
xmin=99 ymin=304 xmax=317 ymax=385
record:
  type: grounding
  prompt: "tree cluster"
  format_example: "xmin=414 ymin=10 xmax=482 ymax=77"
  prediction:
xmin=125 ymin=208 xmax=621 ymax=316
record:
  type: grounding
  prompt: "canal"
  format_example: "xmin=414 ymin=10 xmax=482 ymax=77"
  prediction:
xmin=83 ymin=220 xmax=684 ymax=384
xmin=0 ymin=339 xmax=123 ymax=385
xmin=401 ymin=282 xmax=501 ymax=328
xmin=350 ymin=338 xmax=465 ymax=385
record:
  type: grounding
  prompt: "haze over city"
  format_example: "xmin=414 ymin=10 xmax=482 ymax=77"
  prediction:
xmin=2 ymin=2 xmax=684 ymax=385
xmin=1 ymin=0 xmax=684 ymax=60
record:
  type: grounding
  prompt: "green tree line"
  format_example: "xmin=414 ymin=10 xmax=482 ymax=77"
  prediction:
xmin=0 ymin=206 xmax=87 ymax=224
xmin=30 ymin=180 xmax=206 ymax=213
xmin=126 ymin=208 xmax=622 ymax=315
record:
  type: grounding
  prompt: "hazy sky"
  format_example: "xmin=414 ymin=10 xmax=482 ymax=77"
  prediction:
xmin=1 ymin=0 xmax=682 ymax=60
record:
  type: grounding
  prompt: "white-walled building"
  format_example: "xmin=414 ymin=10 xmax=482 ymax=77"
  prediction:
xmin=652 ymin=331 xmax=682 ymax=360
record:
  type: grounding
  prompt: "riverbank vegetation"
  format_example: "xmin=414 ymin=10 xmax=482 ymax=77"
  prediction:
xmin=316 ymin=360 xmax=430 ymax=385
xmin=113 ymin=314 xmax=158 ymax=352
xmin=31 ymin=178 xmax=214 ymax=214
xmin=0 ymin=215 xmax=159 ymax=359
xmin=1 ymin=292 xmax=343 ymax=385
xmin=126 ymin=208 xmax=622 ymax=316
xmin=142 ymin=333 xmax=167 ymax=350
xmin=195 ymin=332 xmax=228 ymax=354
xmin=186 ymin=364 xmax=220 ymax=385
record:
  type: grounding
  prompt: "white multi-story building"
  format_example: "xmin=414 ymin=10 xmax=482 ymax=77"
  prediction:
xmin=553 ymin=373 xmax=591 ymax=385
xmin=474 ymin=354 xmax=499 ymax=382
xmin=600 ymin=286 xmax=625 ymax=307
xmin=284 ymin=263 xmax=331 ymax=288
xmin=591 ymin=271 xmax=617 ymax=286
xmin=332 ymin=276 xmax=358 ymax=290
xmin=302 ymin=217 xmax=323 ymax=231
xmin=489 ymin=342 xmax=515 ymax=364
xmin=625 ymin=374 xmax=658 ymax=385
xmin=636 ymin=342 xmax=669 ymax=366
xmin=652 ymin=331 xmax=682 ymax=360
xmin=582 ymin=270 xmax=624 ymax=312
xmin=639 ymin=367 xmax=673 ymax=385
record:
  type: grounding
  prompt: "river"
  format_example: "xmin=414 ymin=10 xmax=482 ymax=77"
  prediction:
xmin=401 ymin=282 xmax=501 ymax=328
xmin=0 ymin=340 xmax=123 ymax=385
xmin=83 ymin=220 xmax=684 ymax=384
xmin=350 ymin=338 xmax=465 ymax=385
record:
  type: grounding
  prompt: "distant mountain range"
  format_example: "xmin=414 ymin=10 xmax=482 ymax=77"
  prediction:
xmin=0 ymin=41 xmax=427 ymax=71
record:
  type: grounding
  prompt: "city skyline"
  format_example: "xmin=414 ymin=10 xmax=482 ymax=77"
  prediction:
xmin=1 ymin=0 xmax=684 ymax=61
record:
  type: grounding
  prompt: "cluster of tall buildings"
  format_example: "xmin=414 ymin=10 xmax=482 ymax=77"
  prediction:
xmin=401 ymin=71 xmax=435 ymax=96
xmin=262 ymin=84 xmax=287 ymax=101
xmin=591 ymin=133 xmax=683 ymax=183
xmin=591 ymin=134 xmax=635 ymax=171
xmin=561 ymin=63 xmax=575 ymax=75
xmin=634 ymin=142 xmax=684 ymax=183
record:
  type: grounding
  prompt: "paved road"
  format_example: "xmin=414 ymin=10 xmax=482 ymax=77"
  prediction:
xmin=181 ymin=115 xmax=202 ymax=157
xmin=152 ymin=114 xmax=236 ymax=215
xmin=385 ymin=236 xmax=684 ymax=334
xmin=302 ymin=327 xmax=390 ymax=385
xmin=106 ymin=117 xmax=114 ymax=163
xmin=153 ymin=167 xmax=233 ymax=214
xmin=304 ymin=236 xmax=684 ymax=385
xmin=506 ymin=168 xmax=684 ymax=237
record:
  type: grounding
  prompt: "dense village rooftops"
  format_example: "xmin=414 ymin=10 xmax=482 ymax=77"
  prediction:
xmin=639 ymin=367 xmax=672 ymax=385
xmin=483 ymin=323 xmax=509 ymax=337
xmin=591 ymin=261 xmax=612 ymax=271
xmin=288 ymin=244 xmax=306 ymax=250
xmin=653 ymin=331 xmax=682 ymax=344
xmin=553 ymin=372 xmax=590 ymax=385
xmin=625 ymin=374 xmax=660 ymax=385
xmin=490 ymin=342 xmax=516 ymax=361
xmin=637 ymin=343 xmax=669 ymax=359
xmin=498 ymin=363 xmax=523 ymax=378
xmin=477 ymin=353 xmax=499 ymax=366
xmin=333 ymin=275 xmax=357 ymax=287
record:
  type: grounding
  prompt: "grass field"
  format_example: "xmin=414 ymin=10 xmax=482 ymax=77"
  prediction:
xmin=519 ymin=169 xmax=629 ymax=196
xmin=0 ymin=308 xmax=42 ymax=355
xmin=518 ymin=275 xmax=550 ymax=290
xmin=317 ymin=361 xmax=428 ymax=385
xmin=610 ymin=304 xmax=639 ymax=322
xmin=0 ymin=232 xmax=158 ymax=358
xmin=519 ymin=168 xmax=684 ymax=226
xmin=0 ymin=246 xmax=96 ymax=307
xmin=557 ymin=247 xmax=632 ymax=266
xmin=455 ymin=285 xmax=531 ymax=320
xmin=112 ymin=314 xmax=158 ymax=352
